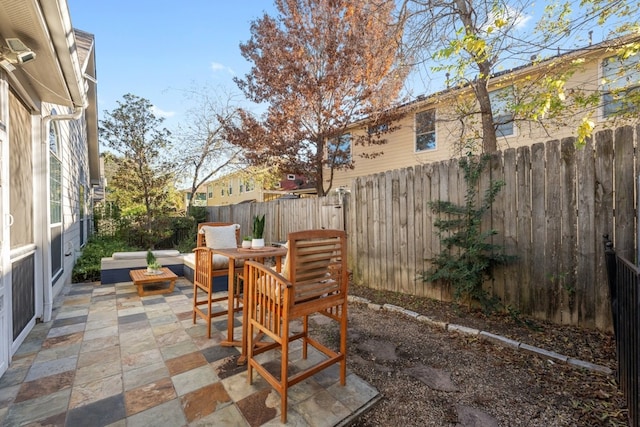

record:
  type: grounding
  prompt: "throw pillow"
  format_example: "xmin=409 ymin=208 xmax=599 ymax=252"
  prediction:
xmin=201 ymin=225 xmax=238 ymax=249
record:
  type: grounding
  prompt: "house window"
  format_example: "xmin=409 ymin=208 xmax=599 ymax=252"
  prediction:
xmin=207 ymin=185 xmax=213 ymax=198
xmin=368 ymin=123 xmax=389 ymax=134
xmin=489 ymin=87 xmax=515 ymax=137
xmin=415 ymin=109 xmax=436 ymax=151
xmin=49 ymin=116 xmax=63 ymax=279
xmin=328 ymin=133 xmax=351 ymax=166
xmin=79 ymin=184 xmax=85 ymax=246
xmin=228 ymin=184 xmax=233 ymax=195
xmin=602 ymin=54 xmax=640 ymax=118
xmin=245 ymin=180 xmax=255 ymax=192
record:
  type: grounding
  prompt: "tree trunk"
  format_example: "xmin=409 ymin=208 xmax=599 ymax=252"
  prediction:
xmin=475 ymin=75 xmax=498 ymax=153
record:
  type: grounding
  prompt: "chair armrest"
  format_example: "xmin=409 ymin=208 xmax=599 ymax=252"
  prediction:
xmin=193 ymin=246 xmax=213 ymax=254
xmin=245 ymin=260 xmax=291 ymax=304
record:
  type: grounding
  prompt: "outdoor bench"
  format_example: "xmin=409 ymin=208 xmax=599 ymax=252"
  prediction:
xmin=100 ymin=250 xmax=227 ymax=292
xmin=100 ymin=250 xmax=184 ymax=284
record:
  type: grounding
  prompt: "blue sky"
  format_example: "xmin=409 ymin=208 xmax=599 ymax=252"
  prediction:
xmin=67 ymin=0 xmax=623 ymax=135
xmin=67 ymin=1 xmax=277 ymax=131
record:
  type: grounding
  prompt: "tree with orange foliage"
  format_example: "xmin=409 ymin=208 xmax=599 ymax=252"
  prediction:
xmin=227 ymin=0 xmax=410 ymax=196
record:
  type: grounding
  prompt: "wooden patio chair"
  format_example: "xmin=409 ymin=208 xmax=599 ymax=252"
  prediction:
xmin=244 ymin=229 xmax=348 ymax=423
xmin=192 ymin=222 xmax=242 ymax=338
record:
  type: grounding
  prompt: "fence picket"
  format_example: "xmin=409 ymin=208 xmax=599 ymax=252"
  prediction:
xmin=502 ymin=149 xmax=518 ymax=307
xmin=560 ymin=138 xmax=578 ymax=325
xmin=531 ymin=143 xmax=547 ymax=318
xmin=577 ymin=138 xmax=597 ymax=326
xmin=595 ymin=131 xmax=615 ymax=329
xmin=546 ymin=140 xmax=562 ymax=323
xmin=615 ymin=126 xmax=636 ymax=260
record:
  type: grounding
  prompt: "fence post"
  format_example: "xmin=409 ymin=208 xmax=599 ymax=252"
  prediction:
xmin=603 ymin=234 xmax=618 ymax=340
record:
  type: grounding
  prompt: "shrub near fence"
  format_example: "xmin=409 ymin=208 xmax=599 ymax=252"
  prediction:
xmin=205 ymin=125 xmax=638 ymax=331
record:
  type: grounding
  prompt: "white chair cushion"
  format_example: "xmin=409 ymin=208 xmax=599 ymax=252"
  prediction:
xmin=281 ymin=242 xmax=290 ymax=280
xmin=213 ymin=254 xmax=232 ymax=269
xmin=201 ymin=224 xmax=239 ymax=249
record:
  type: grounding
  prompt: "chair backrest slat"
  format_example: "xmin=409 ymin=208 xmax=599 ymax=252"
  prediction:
xmin=286 ymin=229 xmax=346 ymax=304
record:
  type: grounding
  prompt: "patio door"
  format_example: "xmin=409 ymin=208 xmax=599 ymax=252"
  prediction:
xmin=8 ymin=91 xmax=37 ymax=355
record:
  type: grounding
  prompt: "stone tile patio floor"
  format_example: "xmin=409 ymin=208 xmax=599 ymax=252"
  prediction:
xmin=0 ymin=278 xmax=379 ymax=426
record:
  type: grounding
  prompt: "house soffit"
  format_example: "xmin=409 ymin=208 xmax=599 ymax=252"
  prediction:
xmin=0 ymin=0 xmax=81 ymax=107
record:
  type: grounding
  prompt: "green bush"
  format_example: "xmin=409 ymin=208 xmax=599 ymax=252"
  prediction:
xmin=175 ymin=234 xmax=197 ymax=254
xmin=72 ymin=235 xmax=137 ymax=283
xmin=420 ymin=152 xmax=516 ymax=313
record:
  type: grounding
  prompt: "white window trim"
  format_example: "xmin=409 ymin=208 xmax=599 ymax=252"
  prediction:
xmin=599 ymin=53 xmax=640 ymax=121
xmin=489 ymin=87 xmax=517 ymax=139
xmin=414 ymin=109 xmax=437 ymax=153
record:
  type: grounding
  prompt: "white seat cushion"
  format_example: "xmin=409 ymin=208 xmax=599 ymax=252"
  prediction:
xmin=212 ymin=254 xmax=244 ymax=269
xmin=112 ymin=250 xmax=180 ymax=260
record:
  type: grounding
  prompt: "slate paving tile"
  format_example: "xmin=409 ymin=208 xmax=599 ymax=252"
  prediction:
xmin=66 ymin=393 xmax=126 ymax=427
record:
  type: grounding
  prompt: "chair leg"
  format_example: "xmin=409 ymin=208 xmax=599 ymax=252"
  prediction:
xmin=340 ymin=302 xmax=348 ymax=385
xmin=302 ymin=315 xmax=309 ymax=359
xmin=280 ymin=328 xmax=289 ymax=423
xmin=206 ymin=287 xmax=212 ymax=339
xmin=192 ymin=283 xmax=198 ymax=325
xmin=247 ymin=319 xmax=254 ymax=385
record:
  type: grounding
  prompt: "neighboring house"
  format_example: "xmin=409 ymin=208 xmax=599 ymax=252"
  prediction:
xmin=0 ymin=1 xmax=99 ymax=376
xmin=277 ymin=173 xmax=315 ymax=195
xmin=182 ymin=170 xmax=316 ymax=208
xmin=180 ymin=172 xmax=262 ymax=208
xmin=326 ymin=35 xmax=640 ymax=190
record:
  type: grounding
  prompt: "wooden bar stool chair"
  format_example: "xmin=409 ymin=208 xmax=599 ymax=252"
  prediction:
xmin=192 ymin=222 xmax=243 ymax=338
xmin=244 ymin=229 xmax=348 ymax=423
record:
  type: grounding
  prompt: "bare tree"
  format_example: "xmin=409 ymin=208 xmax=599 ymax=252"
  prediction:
xmin=173 ymin=86 xmax=245 ymax=214
xmin=227 ymin=0 xmax=410 ymax=196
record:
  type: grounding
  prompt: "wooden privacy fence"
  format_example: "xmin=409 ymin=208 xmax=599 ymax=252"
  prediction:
xmin=350 ymin=125 xmax=639 ymax=331
xmin=205 ymin=196 xmax=345 ymax=244
xmin=205 ymin=125 xmax=638 ymax=330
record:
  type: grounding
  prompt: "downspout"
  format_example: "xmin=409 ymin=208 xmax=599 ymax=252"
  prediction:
xmin=40 ymin=103 xmax=85 ymax=322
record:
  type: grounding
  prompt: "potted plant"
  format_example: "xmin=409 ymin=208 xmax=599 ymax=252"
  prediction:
xmin=252 ymin=214 xmax=265 ymax=248
xmin=146 ymin=250 xmax=162 ymax=274
xmin=242 ymin=235 xmax=253 ymax=249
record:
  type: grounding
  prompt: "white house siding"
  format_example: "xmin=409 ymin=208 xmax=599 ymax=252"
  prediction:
xmin=0 ymin=1 xmax=98 ymax=378
xmin=47 ymin=103 xmax=92 ymax=303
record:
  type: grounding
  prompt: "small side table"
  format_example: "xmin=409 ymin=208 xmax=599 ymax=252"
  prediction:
xmin=129 ymin=267 xmax=178 ymax=297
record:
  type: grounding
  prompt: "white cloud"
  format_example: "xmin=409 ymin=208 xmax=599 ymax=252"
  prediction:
xmin=211 ymin=62 xmax=235 ymax=75
xmin=483 ymin=6 xmax=532 ymax=32
xmin=512 ymin=8 xmax=532 ymax=30
xmin=151 ymin=105 xmax=175 ymax=118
